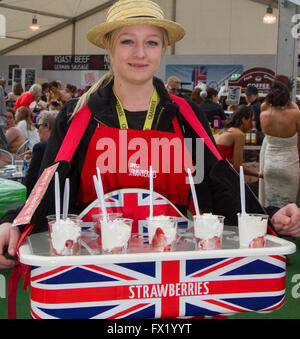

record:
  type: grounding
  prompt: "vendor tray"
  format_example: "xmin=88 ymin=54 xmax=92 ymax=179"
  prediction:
xmin=19 ymin=225 xmax=296 ymax=319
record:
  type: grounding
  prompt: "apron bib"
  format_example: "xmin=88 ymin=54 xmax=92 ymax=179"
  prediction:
xmin=77 ymin=117 xmax=193 ymax=232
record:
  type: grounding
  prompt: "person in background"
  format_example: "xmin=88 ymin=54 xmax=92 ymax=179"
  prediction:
xmin=166 ymin=76 xmax=181 ymax=95
xmin=49 ymin=100 xmax=62 ymax=113
xmin=15 ymin=106 xmax=40 ymax=150
xmin=245 ymin=84 xmax=264 ymax=144
xmin=64 ymin=84 xmax=77 ymax=102
xmin=47 ymin=81 xmax=66 ymax=105
xmin=214 ymin=105 xmax=262 ymax=179
xmin=259 ymin=81 xmax=300 ymax=209
xmin=190 ymin=87 xmax=204 ymax=105
xmin=14 ymin=83 xmax=42 ymax=113
xmin=0 ymin=107 xmax=26 ymax=166
xmin=40 ymin=83 xmax=49 ymax=102
xmin=199 ymin=87 xmax=227 ymax=126
xmin=23 ymin=110 xmax=57 ymax=196
xmin=6 ymin=82 xmax=24 ymax=108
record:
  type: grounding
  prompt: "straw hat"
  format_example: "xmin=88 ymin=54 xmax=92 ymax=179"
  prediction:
xmin=87 ymin=0 xmax=185 ymax=49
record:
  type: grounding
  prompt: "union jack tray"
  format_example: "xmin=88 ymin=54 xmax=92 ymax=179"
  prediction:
xmin=18 ymin=189 xmax=296 ymax=319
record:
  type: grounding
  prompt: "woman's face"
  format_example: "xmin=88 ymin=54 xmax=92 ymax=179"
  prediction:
xmin=108 ymin=25 xmax=164 ymax=86
xmin=6 ymin=111 xmax=15 ymax=129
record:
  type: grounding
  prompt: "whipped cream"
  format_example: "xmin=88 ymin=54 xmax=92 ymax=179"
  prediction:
xmin=238 ymin=214 xmax=267 ymax=247
xmin=50 ymin=218 xmax=81 ymax=254
xmin=101 ymin=219 xmax=131 ymax=252
xmin=147 ymin=215 xmax=177 ymax=245
xmin=194 ymin=213 xmax=224 ymax=240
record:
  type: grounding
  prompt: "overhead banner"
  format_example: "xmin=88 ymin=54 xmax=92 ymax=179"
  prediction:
xmin=166 ymin=64 xmax=243 ymax=90
xmin=42 ymin=55 xmax=110 ymax=71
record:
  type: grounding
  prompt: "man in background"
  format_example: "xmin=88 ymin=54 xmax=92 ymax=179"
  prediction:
xmin=166 ymin=76 xmax=181 ymax=95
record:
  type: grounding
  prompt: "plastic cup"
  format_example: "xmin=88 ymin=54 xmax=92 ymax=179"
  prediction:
xmin=14 ymin=159 xmax=23 ymax=175
xmin=237 ymin=213 xmax=268 ymax=248
xmin=146 ymin=216 xmax=178 ymax=252
xmin=92 ymin=213 xmax=123 ymax=235
xmin=193 ymin=214 xmax=224 ymax=250
xmin=47 ymin=214 xmax=82 ymax=256
xmin=101 ymin=218 xmax=133 ymax=254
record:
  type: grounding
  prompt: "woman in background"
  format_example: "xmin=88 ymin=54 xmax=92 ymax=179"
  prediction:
xmin=15 ymin=106 xmax=40 ymax=150
xmin=214 ymin=105 xmax=263 ymax=179
xmin=259 ymin=81 xmax=300 ymax=208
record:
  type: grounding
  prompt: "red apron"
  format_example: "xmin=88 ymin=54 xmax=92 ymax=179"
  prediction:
xmin=77 ymin=115 xmax=194 ymax=232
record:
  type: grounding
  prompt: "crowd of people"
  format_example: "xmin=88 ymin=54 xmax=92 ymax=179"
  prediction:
xmin=0 ymin=79 xmax=84 ymax=187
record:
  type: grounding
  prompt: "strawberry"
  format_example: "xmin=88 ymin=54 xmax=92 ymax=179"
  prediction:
xmin=151 ymin=227 xmax=168 ymax=250
xmin=197 ymin=236 xmax=221 ymax=250
xmin=249 ymin=236 xmax=264 ymax=248
xmin=94 ymin=221 xmax=101 ymax=235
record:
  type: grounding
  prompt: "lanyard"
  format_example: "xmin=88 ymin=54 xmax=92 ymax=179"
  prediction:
xmin=114 ymin=87 xmax=158 ymax=130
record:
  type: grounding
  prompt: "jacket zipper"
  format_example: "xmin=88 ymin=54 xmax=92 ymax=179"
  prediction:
xmin=154 ymin=107 xmax=165 ymax=130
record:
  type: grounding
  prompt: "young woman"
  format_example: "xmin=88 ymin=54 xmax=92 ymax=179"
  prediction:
xmin=15 ymin=106 xmax=40 ymax=150
xmin=259 ymin=81 xmax=300 ymax=208
xmin=214 ymin=105 xmax=263 ymax=179
xmin=1 ymin=0 xmax=300 ymax=269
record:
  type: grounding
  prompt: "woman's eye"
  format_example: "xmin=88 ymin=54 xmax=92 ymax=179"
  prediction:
xmin=120 ymin=39 xmax=133 ymax=45
xmin=147 ymin=40 xmax=159 ymax=46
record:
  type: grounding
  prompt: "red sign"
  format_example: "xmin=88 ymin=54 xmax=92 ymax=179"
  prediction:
xmin=228 ymin=67 xmax=275 ymax=91
xmin=12 ymin=163 xmax=59 ymax=226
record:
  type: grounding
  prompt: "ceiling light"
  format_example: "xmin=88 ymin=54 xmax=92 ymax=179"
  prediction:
xmin=29 ymin=16 xmax=40 ymax=31
xmin=263 ymin=5 xmax=277 ymax=24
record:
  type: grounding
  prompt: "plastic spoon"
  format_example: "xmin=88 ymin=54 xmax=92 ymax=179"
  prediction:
xmin=187 ymin=168 xmax=201 ymax=218
xmin=54 ymin=172 xmax=60 ymax=223
xmin=240 ymin=166 xmax=246 ymax=215
xmin=62 ymin=178 xmax=70 ymax=220
xmin=149 ymin=166 xmax=153 ymax=219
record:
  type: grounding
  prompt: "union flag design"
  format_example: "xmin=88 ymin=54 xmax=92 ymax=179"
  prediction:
xmin=79 ymin=189 xmax=190 ymax=234
xmin=29 ymin=255 xmax=286 ymax=319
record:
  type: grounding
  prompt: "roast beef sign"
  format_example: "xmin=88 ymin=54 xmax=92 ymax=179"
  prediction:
xmin=42 ymin=55 xmax=110 ymax=71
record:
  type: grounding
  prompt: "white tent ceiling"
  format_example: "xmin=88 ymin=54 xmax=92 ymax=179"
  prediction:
xmin=0 ymin=0 xmax=280 ymax=55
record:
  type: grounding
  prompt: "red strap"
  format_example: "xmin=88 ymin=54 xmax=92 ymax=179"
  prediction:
xmin=170 ymin=94 xmax=222 ymax=160
xmin=55 ymin=105 xmax=92 ymax=163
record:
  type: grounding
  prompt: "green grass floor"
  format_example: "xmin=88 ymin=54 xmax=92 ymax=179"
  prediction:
xmin=0 ymin=238 xmax=299 ymax=319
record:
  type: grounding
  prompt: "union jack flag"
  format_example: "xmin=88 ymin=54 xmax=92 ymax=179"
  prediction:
xmin=79 ymin=189 xmax=190 ymax=234
xmin=29 ymin=255 xmax=286 ymax=319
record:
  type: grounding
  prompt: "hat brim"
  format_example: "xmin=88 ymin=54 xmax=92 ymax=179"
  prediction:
xmin=87 ymin=17 xmax=185 ymax=49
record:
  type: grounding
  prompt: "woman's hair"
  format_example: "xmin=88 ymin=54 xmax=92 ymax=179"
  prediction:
xmin=15 ymin=106 xmax=35 ymax=131
xmin=72 ymin=26 xmax=168 ymax=117
xmin=65 ymin=83 xmax=77 ymax=93
xmin=274 ymin=74 xmax=291 ymax=92
xmin=200 ymin=87 xmax=218 ymax=101
xmin=190 ymin=87 xmax=204 ymax=104
xmin=223 ymin=105 xmax=253 ymax=129
xmin=264 ymin=81 xmax=290 ymax=108
xmin=29 ymin=84 xmax=42 ymax=101
xmin=13 ymin=82 xmax=24 ymax=96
